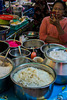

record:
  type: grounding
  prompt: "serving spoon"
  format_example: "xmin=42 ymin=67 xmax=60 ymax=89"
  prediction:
xmin=1 ymin=48 xmax=10 ymax=66
xmin=58 ymin=47 xmax=67 ymax=51
xmin=18 ymin=46 xmax=21 ymax=55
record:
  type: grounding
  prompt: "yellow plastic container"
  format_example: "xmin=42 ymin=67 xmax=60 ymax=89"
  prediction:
xmin=0 ymin=19 xmax=10 ymax=25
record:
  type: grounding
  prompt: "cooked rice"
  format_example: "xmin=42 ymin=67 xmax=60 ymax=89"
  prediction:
xmin=49 ymin=50 xmax=67 ymax=61
xmin=13 ymin=67 xmax=54 ymax=87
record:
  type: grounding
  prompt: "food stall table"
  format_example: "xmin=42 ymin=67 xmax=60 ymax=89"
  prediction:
xmin=0 ymin=84 xmax=67 ymax=100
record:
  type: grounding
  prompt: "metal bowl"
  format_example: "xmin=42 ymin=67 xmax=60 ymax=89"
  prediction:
xmin=0 ymin=40 xmax=9 ymax=55
xmin=43 ymin=47 xmax=67 ymax=84
xmin=23 ymin=31 xmax=39 ymax=39
xmin=40 ymin=43 xmax=65 ymax=57
xmin=9 ymin=48 xmax=31 ymax=58
xmin=10 ymin=63 xmax=56 ymax=99
xmin=12 ymin=56 xmax=35 ymax=67
xmin=5 ymin=39 xmax=21 ymax=48
xmin=0 ymin=55 xmax=14 ymax=93
xmin=22 ymin=39 xmax=45 ymax=56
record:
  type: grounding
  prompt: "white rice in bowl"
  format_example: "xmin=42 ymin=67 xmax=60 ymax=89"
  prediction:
xmin=0 ymin=60 xmax=13 ymax=78
xmin=13 ymin=67 xmax=54 ymax=87
xmin=49 ymin=50 xmax=67 ymax=61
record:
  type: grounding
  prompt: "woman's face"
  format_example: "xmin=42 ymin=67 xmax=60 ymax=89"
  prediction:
xmin=52 ymin=3 xmax=64 ymax=19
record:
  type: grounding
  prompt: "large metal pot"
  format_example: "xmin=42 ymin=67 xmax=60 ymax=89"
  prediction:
xmin=0 ymin=55 xmax=14 ymax=93
xmin=10 ymin=63 xmax=56 ymax=99
xmin=0 ymin=40 xmax=9 ymax=55
xmin=40 ymin=43 xmax=65 ymax=58
xmin=22 ymin=39 xmax=45 ymax=56
xmin=43 ymin=47 xmax=67 ymax=84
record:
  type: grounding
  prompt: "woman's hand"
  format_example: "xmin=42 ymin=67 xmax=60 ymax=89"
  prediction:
xmin=49 ymin=17 xmax=60 ymax=27
xmin=49 ymin=17 xmax=64 ymax=35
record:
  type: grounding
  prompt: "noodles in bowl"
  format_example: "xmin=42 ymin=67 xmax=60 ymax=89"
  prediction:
xmin=13 ymin=67 xmax=54 ymax=87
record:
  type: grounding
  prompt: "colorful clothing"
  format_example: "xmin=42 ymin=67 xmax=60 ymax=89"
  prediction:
xmin=39 ymin=16 xmax=67 ymax=44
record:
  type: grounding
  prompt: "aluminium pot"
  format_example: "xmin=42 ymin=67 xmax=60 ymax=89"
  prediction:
xmin=10 ymin=63 xmax=56 ymax=99
xmin=43 ymin=47 xmax=67 ymax=84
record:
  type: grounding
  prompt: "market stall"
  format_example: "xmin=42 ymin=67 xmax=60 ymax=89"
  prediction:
xmin=0 ymin=0 xmax=67 ymax=100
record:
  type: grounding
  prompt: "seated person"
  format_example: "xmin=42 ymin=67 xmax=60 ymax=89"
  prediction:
xmin=39 ymin=0 xmax=67 ymax=46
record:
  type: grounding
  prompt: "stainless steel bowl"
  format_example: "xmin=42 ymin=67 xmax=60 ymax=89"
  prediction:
xmin=40 ymin=43 xmax=65 ymax=57
xmin=0 ymin=55 xmax=14 ymax=93
xmin=10 ymin=63 xmax=56 ymax=99
xmin=9 ymin=48 xmax=31 ymax=58
xmin=22 ymin=39 xmax=45 ymax=50
xmin=23 ymin=31 xmax=39 ymax=39
xmin=5 ymin=39 xmax=21 ymax=48
xmin=43 ymin=47 xmax=67 ymax=84
xmin=22 ymin=39 xmax=45 ymax=56
xmin=0 ymin=40 xmax=9 ymax=55
xmin=12 ymin=56 xmax=35 ymax=67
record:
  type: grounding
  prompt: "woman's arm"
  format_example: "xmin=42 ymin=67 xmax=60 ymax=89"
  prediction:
xmin=45 ymin=35 xmax=64 ymax=44
xmin=50 ymin=17 xmax=64 ymax=35
xmin=39 ymin=17 xmax=48 ymax=41
xmin=50 ymin=17 xmax=67 ymax=43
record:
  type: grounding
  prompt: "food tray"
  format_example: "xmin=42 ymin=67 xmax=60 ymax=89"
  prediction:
xmin=10 ymin=20 xmax=29 ymax=30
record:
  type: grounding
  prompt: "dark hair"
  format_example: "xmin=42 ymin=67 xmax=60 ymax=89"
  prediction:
xmin=52 ymin=0 xmax=66 ymax=10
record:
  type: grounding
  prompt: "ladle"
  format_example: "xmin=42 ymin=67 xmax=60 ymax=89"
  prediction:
xmin=14 ymin=32 xmax=16 ymax=41
xmin=18 ymin=46 xmax=21 ymax=55
xmin=58 ymin=47 xmax=67 ymax=51
xmin=1 ymin=48 xmax=10 ymax=66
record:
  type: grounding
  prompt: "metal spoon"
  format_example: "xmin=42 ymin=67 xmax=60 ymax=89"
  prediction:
xmin=1 ymin=48 xmax=10 ymax=66
xmin=58 ymin=47 xmax=67 ymax=51
xmin=14 ymin=32 xmax=16 ymax=41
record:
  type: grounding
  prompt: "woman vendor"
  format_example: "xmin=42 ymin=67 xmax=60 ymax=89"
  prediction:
xmin=39 ymin=0 xmax=67 ymax=46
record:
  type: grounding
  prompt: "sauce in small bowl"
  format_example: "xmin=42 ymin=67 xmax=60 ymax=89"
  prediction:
xmin=6 ymin=39 xmax=21 ymax=48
